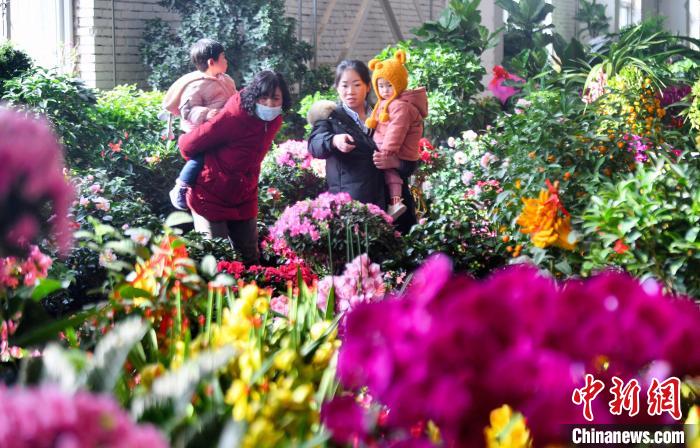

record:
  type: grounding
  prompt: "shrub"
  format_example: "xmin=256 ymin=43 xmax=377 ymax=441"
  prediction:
xmin=96 ymin=84 xmax=165 ymax=142
xmin=258 ymin=140 xmax=326 ymax=225
xmin=1 ymin=68 xmax=110 ymax=167
xmin=141 ymin=0 xmax=311 ymax=90
xmin=582 ymin=156 xmax=700 ymax=297
xmin=0 ymin=41 xmax=32 ymax=94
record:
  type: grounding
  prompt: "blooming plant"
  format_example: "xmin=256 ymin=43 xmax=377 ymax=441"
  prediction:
xmin=0 ymin=107 xmax=73 ymax=257
xmin=269 ymin=192 xmax=399 ymax=274
xmin=259 ymin=140 xmax=326 ymax=225
xmin=0 ymin=386 xmax=167 ymax=447
xmin=316 ymin=254 xmax=386 ymax=314
xmin=325 ymin=255 xmax=700 ymax=446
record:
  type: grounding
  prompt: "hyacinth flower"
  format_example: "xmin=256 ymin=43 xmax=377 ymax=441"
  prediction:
xmin=0 ymin=107 xmax=74 ymax=257
xmin=325 ymin=254 xmax=700 ymax=446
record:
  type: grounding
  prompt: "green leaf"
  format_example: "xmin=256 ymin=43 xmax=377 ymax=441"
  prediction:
xmin=200 ymin=255 xmax=218 ymax=277
xmin=87 ymin=317 xmax=149 ymax=392
xmin=118 ymin=285 xmax=154 ymax=299
xmin=165 ymin=211 xmax=194 ymax=228
xmin=30 ymin=278 xmax=65 ymax=301
xmin=685 ymin=227 xmax=699 ymax=243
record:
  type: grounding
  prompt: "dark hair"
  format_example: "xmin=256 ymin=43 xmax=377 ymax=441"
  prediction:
xmin=240 ymin=71 xmax=292 ymax=115
xmin=334 ymin=60 xmax=371 ymax=87
xmin=190 ymin=38 xmax=225 ymax=72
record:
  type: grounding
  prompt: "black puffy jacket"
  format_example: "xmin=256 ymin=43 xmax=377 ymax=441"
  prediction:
xmin=307 ymin=101 xmax=386 ymax=209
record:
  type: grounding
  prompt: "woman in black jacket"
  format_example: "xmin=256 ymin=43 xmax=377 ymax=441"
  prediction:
xmin=307 ymin=60 xmax=417 ymax=231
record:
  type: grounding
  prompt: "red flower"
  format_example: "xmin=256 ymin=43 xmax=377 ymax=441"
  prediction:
xmin=108 ymin=140 xmax=122 ymax=153
xmin=614 ymin=239 xmax=629 ymax=254
xmin=418 ymin=137 xmax=433 ymax=151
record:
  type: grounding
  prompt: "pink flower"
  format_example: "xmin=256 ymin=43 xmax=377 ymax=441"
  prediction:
xmin=0 ymin=386 xmax=167 ymax=447
xmin=488 ymin=65 xmax=525 ymax=104
xmin=89 ymin=183 xmax=102 ymax=194
xmin=79 ymin=196 xmax=90 ymax=207
xmin=0 ymin=107 xmax=74 ymax=256
xmin=480 ymin=152 xmax=498 ymax=169
xmin=92 ymin=197 xmax=111 ymax=212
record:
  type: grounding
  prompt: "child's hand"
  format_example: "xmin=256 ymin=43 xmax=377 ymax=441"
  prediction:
xmin=373 ymin=151 xmax=400 ymax=169
xmin=206 ymin=109 xmax=220 ymax=120
xmin=332 ymin=134 xmax=355 ymax=153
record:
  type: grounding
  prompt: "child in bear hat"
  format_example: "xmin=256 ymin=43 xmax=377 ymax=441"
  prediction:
xmin=366 ymin=49 xmax=428 ymax=219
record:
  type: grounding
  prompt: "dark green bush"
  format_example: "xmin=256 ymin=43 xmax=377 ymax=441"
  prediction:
xmin=0 ymin=41 xmax=32 ymax=94
xmin=141 ymin=0 xmax=311 ymax=90
xmin=1 ymin=68 xmax=110 ymax=167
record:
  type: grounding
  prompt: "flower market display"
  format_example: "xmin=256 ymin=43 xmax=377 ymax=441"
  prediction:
xmin=2 ymin=2 xmax=700 ymax=447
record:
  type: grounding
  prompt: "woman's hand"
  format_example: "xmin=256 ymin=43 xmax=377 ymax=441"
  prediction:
xmin=332 ymin=134 xmax=356 ymax=153
xmin=373 ymin=151 xmax=401 ymax=169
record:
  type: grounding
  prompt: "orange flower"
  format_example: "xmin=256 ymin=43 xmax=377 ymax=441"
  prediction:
xmin=516 ymin=180 xmax=577 ymax=250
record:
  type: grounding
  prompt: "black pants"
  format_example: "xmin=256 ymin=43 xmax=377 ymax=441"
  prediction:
xmin=393 ymin=160 xmax=418 ymax=234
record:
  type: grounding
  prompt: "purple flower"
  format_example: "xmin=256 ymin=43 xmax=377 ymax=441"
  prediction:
xmin=321 ymin=395 xmax=369 ymax=444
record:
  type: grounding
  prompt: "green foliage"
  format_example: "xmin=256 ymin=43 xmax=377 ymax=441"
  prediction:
xmin=405 ymin=141 xmax=505 ymax=275
xmin=0 ymin=41 xmax=32 ymax=95
xmin=258 ymin=152 xmax=326 ymax=226
xmin=377 ymin=41 xmax=485 ymax=140
xmin=575 ymin=0 xmax=609 ymax=39
xmin=412 ymin=0 xmax=492 ymax=54
xmin=496 ymin=0 xmax=560 ymax=77
xmin=582 ymin=156 xmax=700 ymax=297
xmin=96 ymin=85 xmax=165 ymax=142
xmin=296 ymin=89 xmax=337 ymax=136
xmin=1 ymin=68 xmax=110 ymax=167
xmin=141 ymin=0 xmax=311 ymax=90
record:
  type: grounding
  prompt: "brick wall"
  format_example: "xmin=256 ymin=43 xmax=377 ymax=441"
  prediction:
xmin=74 ymin=0 xmax=443 ymax=89
xmin=285 ymin=0 xmax=445 ymax=66
xmin=74 ymin=0 xmax=179 ymax=89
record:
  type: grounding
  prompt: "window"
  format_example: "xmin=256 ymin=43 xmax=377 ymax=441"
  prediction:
xmin=618 ymin=0 xmax=641 ymax=29
xmin=690 ymin=0 xmax=700 ymax=40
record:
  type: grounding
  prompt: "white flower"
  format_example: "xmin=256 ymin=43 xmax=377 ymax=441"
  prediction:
xmin=447 ymin=136 xmax=456 ymax=148
xmin=79 ymin=196 xmax=89 ymax=207
xmin=480 ymin=152 xmax=498 ymax=169
xmin=99 ymin=248 xmax=117 ymax=267
xmin=453 ymin=151 xmax=468 ymax=165
xmin=461 ymin=171 xmax=474 ymax=185
xmin=128 ymin=230 xmax=151 ymax=246
xmin=421 ymin=180 xmax=433 ymax=196
xmin=462 ymin=130 xmax=478 ymax=142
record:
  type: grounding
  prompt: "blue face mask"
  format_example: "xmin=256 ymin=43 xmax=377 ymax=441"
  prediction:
xmin=255 ymin=103 xmax=282 ymax=121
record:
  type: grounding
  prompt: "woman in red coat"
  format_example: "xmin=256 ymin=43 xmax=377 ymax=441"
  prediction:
xmin=178 ymin=71 xmax=291 ymax=264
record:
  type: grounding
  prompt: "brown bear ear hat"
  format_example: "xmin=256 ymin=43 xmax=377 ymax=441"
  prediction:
xmin=365 ymin=49 xmax=409 ymax=129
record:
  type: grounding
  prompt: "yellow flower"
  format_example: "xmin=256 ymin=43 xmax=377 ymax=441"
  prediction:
xmin=516 ymin=182 xmax=577 ymax=250
xmin=240 ymin=284 xmax=259 ymax=305
xmin=310 ymin=320 xmax=336 ymax=341
xmin=273 ymin=348 xmax=296 ymax=372
xmin=686 ymin=405 xmax=700 ymax=448
xmin=484 ymin=405 xmax=532 ymax=448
